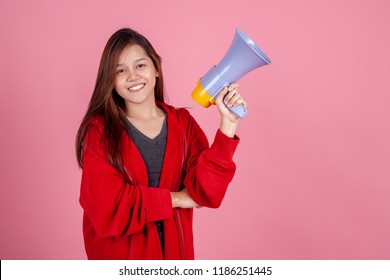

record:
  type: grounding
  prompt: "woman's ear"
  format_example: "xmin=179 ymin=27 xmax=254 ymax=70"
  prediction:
xmin=155 ymin=71 xmax=160 ymax=77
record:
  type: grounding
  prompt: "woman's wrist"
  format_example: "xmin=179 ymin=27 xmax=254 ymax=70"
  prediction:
xmin=171 ymin=192 xmax=180 ymax=208
xmin=171 ymin=189 xmax=199 ymax=208
xmin=219 ymin=117 xmax=238 ymax=138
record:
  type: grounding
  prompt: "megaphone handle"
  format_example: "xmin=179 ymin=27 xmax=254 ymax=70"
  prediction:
xmin=224 ymin=99 xmax=248 ymax=119
xmin=217 ymin=83 xmax=248 ymax=119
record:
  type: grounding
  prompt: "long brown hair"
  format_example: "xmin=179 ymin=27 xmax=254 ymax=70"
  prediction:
xmin=75 ymin=28 xmax=165 ymax=182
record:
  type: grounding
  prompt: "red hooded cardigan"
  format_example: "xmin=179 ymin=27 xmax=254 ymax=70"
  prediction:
xmin=79 ymin=102 xmax=239 ymax=259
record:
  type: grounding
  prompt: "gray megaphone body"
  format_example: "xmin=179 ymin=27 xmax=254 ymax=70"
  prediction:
xmin=191 ymin=29 xmax=271 ymax=118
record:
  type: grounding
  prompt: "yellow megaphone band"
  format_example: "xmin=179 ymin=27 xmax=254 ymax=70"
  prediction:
xmin=191 ymin=79 xmax=215 ymax=108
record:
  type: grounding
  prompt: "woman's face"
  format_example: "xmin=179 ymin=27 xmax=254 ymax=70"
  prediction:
xmin=114 ymin=44 xmax=159 ymax=108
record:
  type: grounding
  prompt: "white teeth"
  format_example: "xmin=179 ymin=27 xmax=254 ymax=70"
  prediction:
xmin=128 ymin=84 xmax=145 ymax=91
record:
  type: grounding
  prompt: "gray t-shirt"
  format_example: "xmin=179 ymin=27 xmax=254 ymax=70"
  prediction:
xmin=126 ymin=118 xmax=167 ymax=187
xmin=125 ymin=117 xmax=167 ymax=253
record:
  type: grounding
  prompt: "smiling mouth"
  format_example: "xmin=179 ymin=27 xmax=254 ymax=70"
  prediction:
xmin=128 ymin=84 xmax=145 ymax=91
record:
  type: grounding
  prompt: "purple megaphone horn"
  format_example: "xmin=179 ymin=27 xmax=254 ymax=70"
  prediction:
xmin=191 ymin=28 xmax=271 ymax=118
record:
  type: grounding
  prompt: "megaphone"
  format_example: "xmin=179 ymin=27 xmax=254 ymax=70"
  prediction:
xmin=191 ymin=29 xmax=271 ymax=118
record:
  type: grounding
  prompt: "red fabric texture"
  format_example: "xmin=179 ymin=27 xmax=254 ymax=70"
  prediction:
xmin=79 ymin=102 xmax=239 ymax=259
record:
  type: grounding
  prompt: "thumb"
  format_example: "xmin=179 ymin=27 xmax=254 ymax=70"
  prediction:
xmin=215 ymin=86 xmax=228 ymax=105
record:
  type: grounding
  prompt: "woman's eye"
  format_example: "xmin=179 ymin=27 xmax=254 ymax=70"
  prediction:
xmin=116 ymin=69 xmax=126 ymax=74
xmin=137 ymin=64 xmax=146 ymax=69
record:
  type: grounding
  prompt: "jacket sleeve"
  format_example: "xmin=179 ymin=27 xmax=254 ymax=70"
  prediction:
xmin=182 ymin=113 xmax=240 ymax=208
xmin=79 ymin=123 xmax=173 ymax=239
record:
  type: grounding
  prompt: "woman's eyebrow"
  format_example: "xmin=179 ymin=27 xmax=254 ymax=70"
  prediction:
xmin=116 ymin=58 xmax=147 ymax=67
xmin=133 ymin=57 xmax=148 ymax=62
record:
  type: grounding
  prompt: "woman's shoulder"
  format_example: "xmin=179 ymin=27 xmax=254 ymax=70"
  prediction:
xmin=83 ymin=115 xmax=105 ymax=138
xmin=89 ymin=115 xmax=105 ymax=128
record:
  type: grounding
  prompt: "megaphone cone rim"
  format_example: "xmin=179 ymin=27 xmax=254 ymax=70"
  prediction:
xmin=236 ymin=28 xmax=271 ymax=65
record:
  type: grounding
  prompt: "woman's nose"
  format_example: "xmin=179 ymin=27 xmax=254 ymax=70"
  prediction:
xmin=126 ymin=69 xmax=138 ymax=81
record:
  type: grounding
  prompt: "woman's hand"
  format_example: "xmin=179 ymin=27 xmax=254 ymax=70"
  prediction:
xmin=171 ymin=188 xmax=199 ymax=208
xmin=215 ymin=83 xmax=247 ymax=138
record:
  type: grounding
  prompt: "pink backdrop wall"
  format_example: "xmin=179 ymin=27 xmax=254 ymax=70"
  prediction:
xmin=1 ymin=0 xmax=389 ymax=259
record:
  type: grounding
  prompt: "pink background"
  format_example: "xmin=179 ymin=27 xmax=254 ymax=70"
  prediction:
xmin=1 ymin=0 xmax=389 ymax=259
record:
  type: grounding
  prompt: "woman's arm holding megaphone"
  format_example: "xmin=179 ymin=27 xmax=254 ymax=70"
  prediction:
xmin=174 ymin=91 xmax=243 ymax=209
xmin=215 ymin=83 xmax=247 ymax=138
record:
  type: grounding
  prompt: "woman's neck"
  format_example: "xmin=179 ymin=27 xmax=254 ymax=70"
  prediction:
xmin=125 ymin=100 xmax=164 ymax=121
xmin=124 ymin=100 xmax=166 ymax=140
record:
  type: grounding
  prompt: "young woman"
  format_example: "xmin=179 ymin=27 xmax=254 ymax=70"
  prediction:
xmin=75 ymin=28 xmax=246 ymax=259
